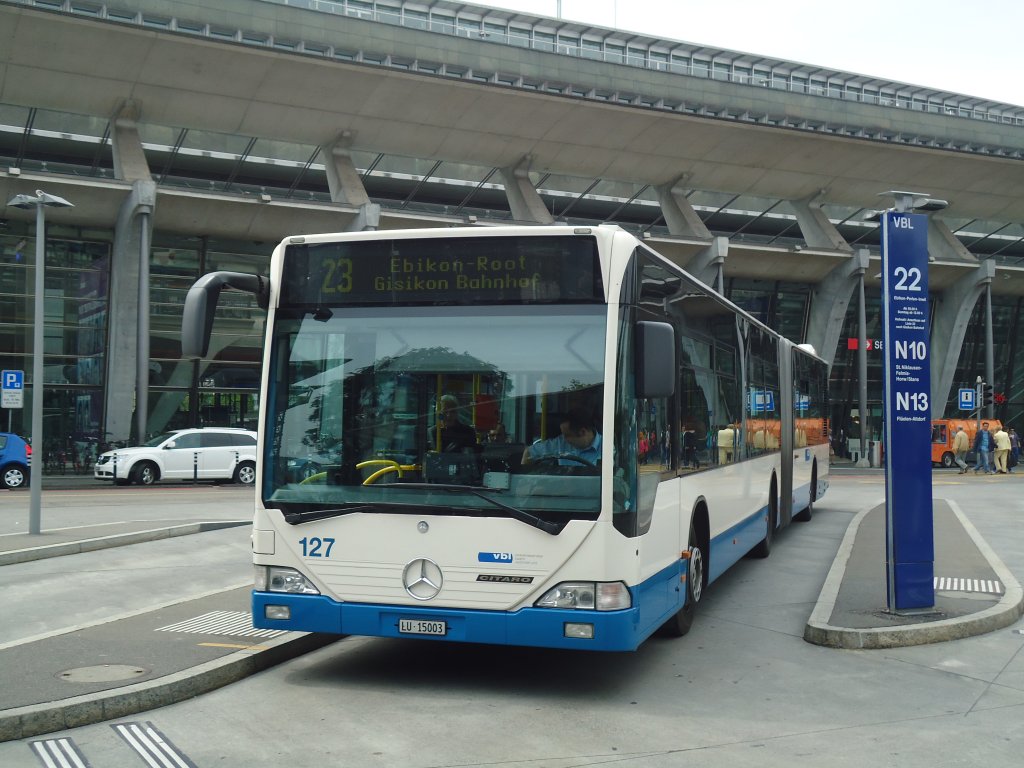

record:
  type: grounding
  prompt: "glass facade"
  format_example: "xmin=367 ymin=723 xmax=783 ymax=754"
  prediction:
xmin=0 ymin=223 xmax=110 ymax=471
xmin=0 ymin=223 xmax=268 ymax=473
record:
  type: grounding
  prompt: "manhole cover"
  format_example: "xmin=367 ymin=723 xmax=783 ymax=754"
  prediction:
xmin=58 ymin=664 xmax=150 ymax=683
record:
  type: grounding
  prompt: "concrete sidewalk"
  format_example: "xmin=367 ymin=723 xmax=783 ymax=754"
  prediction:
xmin=1 ymin=481 xmax=1022 ymax=742
xmin=805 ymin=498 xmax=1024 ymax=648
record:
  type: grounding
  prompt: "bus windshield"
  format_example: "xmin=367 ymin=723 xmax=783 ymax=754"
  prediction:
xmin=264 ymin=305 xmax=607 ymax=526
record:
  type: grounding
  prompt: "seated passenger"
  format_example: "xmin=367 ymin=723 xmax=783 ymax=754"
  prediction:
xmin=487 ymin=423 xmax=509 ymax=444
xmin=430 ymin=394 xmax=477 ymax=452
xmin=522 ymin=408 xmax=601 ymax=466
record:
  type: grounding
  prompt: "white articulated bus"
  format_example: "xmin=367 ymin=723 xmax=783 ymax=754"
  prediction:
xmin=182 ymin=225 xmax=829 ymax=651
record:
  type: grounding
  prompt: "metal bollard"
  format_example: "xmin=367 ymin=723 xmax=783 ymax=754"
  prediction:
xmin=112 ymin=452 xmax=118 ymax=483
xmin=193 ymin=451 xmax=199 ymax=483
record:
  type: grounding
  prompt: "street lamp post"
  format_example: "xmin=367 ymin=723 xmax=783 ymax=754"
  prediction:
xmin=6 ymin=190 xmax=74 ymax=535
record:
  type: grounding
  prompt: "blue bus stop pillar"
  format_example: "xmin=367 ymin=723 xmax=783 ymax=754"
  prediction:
xmin=880 ymin=209 xmax=935 ymax=611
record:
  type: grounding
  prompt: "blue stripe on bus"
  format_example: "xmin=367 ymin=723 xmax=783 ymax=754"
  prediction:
xmin=708 ymin=504 xmax=770 ymax=584
xmin=792 ymin=482 xmax=811 ymax=512
xmin=252 ymin=559 xmax=686 ymax=652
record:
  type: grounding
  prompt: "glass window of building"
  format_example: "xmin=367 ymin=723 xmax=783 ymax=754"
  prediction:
xmin=483 ymin=21 xmax=507 ymax=38
xmin=456 ymin=18 xmax=480 ymax=36
xmin=581 ymin=38 xmax=602 ymax=59
xmin=557 ymin=34 xmax=580 ymax=54
xmin=508 ymin=25 xmax=531 ymax=46
xmin=347 ymin=1 xmax=373 ymax=17
xmin=404 ymin=8 xmax=428 ymax=29
xmin=533 ymin=30 xmax=555 ymax=52
xmin=430 ymin=12 xmax=455 ymax=32
xmin=627 ymin=47 xmax=647 ymax=66
xmin=376 ymin=3 xmax=401 ymax=23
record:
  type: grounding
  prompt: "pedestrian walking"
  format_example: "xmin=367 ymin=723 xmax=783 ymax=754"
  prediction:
xmin=993 ymin=425 xmax=1011 ymax=474
xmin=1010 ymin=428 xmax=1020 ymax=473
xmin=952 ymin=426 xmax=970 ymax=473
xmin=973 ymin=421 xmax=995 ymax=474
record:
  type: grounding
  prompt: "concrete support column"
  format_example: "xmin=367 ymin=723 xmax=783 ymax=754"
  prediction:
xmin=105 ymin=181 xmax=156 ymax=444
xmin=499 ymin=156 xmax=553 ymax=224
xmin=654 ymin=175 xmax=712 ymax=239
xmin=804 ymin=249 xmax=870 ymax=367
xmin=788 ymin=194 xmax=852 ymax=252
xmin=930 ymin=260 xmax=995 ymax=417
xmin=110 ymin=101 xmax=152 ymax=183
xmin=857 ymin=271 xmax=869 ymax=467
xmin=346 ymin=202 xmax=381 ymax=232
xmin=324 ymin=132 xmax=371 ymax=207
xmin=928 ymin=218 xmax=975 ymax=262
xmin=687 ymin=236 xmax=728 ymax=290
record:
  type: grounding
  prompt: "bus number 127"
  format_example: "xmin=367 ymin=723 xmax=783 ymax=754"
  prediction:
xmin=299 ymin=537 xmax=335 ymax=558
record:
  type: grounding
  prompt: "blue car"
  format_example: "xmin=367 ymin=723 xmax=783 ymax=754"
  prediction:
xmin=0 ymin=433 xmax=30 ymax=490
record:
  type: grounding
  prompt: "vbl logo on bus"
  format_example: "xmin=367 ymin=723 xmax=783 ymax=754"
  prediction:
xmin=478 ymin=552 xmax=513 ymax=563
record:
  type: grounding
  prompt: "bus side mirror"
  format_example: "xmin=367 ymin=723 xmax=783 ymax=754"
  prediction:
xmin=181 ymin=271 xmax=269 ymax=358
xmin=636 ymin=321 xmax=675 ymax=398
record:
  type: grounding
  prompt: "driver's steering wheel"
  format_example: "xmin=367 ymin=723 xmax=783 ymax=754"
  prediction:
xmin=527 ymin=453 xmax=597 ymax=470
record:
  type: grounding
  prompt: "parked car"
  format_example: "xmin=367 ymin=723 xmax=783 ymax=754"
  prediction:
xmin=0 ymin=432 xmax=31 ymax=490
xmin=94 ymin=427 xmax=258 ymax=486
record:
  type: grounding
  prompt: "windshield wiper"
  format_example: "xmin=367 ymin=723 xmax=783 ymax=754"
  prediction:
xmin=396 ymin=483 xmax=562 ymax=535
xmin=277 ymin=502 xmax=416 ymax=525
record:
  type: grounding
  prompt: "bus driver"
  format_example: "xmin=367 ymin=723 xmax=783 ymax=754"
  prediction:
xmin=522 ymin=408 xmax=601 ymax=466
xmin=431 ymin=394 xmax=477 ymax=452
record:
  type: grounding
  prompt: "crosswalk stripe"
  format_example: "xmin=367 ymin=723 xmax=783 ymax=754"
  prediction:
xmin=933 ymin=576 xmax=1003 ymax=595
xmin=112 ymin=722 xmax=196 ymax=768
xmin=155 ymin=610 xmax=285 ymax=638
xmin=29 ymin=737 xmax=90 ymax=768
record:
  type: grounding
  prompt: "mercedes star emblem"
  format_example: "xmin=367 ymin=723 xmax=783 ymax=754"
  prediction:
xmin=402 ymin=558 xmax=443 ymax=600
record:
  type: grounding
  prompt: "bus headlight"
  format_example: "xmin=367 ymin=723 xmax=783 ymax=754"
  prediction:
xmin=255 ymin=565 xmax=320 ymax=595
xmin=535 ymin=581 xmax=630 ymax=610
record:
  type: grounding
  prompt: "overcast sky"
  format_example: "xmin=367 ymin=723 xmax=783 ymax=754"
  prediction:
xmin=479 ymin=0 xmax=1024 ymax=107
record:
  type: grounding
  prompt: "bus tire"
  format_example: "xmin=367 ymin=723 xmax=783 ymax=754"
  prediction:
xmin=794 ymin=462 xmax=816 ymax=522
xmin=748 ymin=479 xmax=777 ymax=559
xmin=661 ymin=522 xmax=705 ymax=638
xmin=941 ymin=452 xmax=955 ymax=469
xmin=131 ymin=461 xmax=158 ymax=486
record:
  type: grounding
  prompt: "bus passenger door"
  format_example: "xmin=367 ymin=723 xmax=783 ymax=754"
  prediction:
xmin=637 ymin=477 xmax=682 ymax=631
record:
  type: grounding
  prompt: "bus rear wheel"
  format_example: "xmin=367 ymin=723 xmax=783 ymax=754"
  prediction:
xmin=661 ymin=522 xmax=704 ymax=638
xmin=748 ymin=484 xmax=777 ymax=559
xmin=941 ymin=452 xmax=955 ymax=469
xmin=794 ymin=463 xmax=816 ymax=522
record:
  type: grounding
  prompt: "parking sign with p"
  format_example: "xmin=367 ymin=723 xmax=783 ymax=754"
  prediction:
xmin=2 ymin=370 xmax=24 ymax=408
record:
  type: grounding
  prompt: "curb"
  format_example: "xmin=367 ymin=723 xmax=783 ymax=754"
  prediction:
xmin=0 ymin=521 xmax=251 ymax=566
xmin=0 ymin=631 xmax=337 ymax=742
xmin=804 ymin=501 xmax=1024 ymax=649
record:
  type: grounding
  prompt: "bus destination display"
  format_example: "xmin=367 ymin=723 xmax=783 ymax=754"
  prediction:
xmin=281 ymin=236 xmax=603 ymax=305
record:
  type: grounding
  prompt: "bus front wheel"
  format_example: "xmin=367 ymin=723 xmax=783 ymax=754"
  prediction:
xmin=661 ymin=522 xmax=705 ymax=638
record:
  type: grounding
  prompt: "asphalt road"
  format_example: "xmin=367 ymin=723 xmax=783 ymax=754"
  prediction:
xmin=0 ymin=482 xmax=255 ymax=535
xmin=1 ymin=472 xmax=1022 ymax=767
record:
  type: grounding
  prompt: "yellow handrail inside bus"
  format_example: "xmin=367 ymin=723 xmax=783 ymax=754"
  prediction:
xmin=356 ymin=458 xmax=420 ymax=485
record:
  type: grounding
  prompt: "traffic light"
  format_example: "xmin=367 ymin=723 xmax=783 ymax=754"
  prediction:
xmin=982 ymin=382 xmax=995 ymax=408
